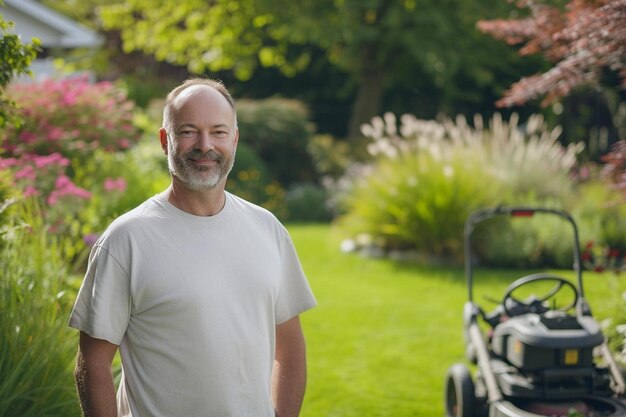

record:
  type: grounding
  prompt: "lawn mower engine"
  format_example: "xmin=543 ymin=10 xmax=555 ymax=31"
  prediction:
xmin=490 ymin=310 xmax=609 ymax=400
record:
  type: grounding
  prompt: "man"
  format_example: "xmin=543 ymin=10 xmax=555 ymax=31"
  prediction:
xmin=68 ymin=78 xmax=317 ymax=417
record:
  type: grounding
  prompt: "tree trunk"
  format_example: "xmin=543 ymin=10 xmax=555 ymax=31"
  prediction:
xmin=347 ymin=65 xmax=385 ymax=141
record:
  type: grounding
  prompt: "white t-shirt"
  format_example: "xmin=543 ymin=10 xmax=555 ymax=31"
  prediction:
xmin=68 ymin=191 xmax=317 ymax=417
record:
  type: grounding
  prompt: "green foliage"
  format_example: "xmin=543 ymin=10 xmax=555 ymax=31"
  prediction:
xmin=93 ymin=0 xmax=540 ymax=137
xmin=574 ymin=180 xmax=626 ymax=252
xmin=340 ymin=146 xmax=496 ymax=260
xmin=0 ymin=170 xmax=17 ymax=229
xmin=473 ymin=209 xmax=577 ymax=269
xmin=0 ymin=11 xmax=39 ymax=129
xmin=99 ymin=1 xmax=281 ymax=80
xmin=226 ymin=142 xmax=287 ymax=219
xmin=602 ymin=278 xmax=626 ymax=365
xmin=227 ymin=96 xmax=324 ymax=219
xmin=72 ymin=139 xmax=170 ymax=225
xmin=339 ymin=112 xmax=582 ymax=263
xmin=96 ymin=0 xmax=522 ymax=88
xmin=285 ymin=183 xmax=332 ymax=223
xmin=0 ymin=200 xmax=80 ymax=417
xmin=237 ymin=97 xmax=316 ymax=186
xmin=307 ymin=134 xmax=354 ymax=180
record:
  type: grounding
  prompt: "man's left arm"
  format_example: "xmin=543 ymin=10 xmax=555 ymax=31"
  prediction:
xmin=272 ymin=315 xmax=307 ymax=417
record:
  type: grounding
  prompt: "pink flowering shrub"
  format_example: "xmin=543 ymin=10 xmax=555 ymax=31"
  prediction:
xmin=0 ymin=152 xmax=92 ymax=231
xmin=0 ymin=152 xmax=89 ymax=200
xmin=1 ymin=76 xmax=138 ymax=158
xmin=0 ymin=77 xmax=139 ymax=249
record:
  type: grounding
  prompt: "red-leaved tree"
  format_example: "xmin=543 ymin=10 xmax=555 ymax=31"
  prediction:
xmin=477 ymin=0 xmax=626 ymax=107
xmin=478 ymin=0 xmax=626 ymax=198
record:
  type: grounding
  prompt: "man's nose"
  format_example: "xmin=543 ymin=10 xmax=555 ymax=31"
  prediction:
xmin=195 ymin=131 xmax=215 ymax=153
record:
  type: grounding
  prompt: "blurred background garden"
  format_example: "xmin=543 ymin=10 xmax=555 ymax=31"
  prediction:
xmin=1 ymin=0 xmax=625 ymax=415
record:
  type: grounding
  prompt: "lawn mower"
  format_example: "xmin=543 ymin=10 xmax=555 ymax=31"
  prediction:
xmin=445 ymin=206 xmax=626 ymax=417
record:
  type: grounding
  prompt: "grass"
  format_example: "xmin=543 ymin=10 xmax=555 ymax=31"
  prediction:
xmin=0 ymin=203 xmax=80 ymax=417
xmin=290 ymin=224 xmax=626 ymax=417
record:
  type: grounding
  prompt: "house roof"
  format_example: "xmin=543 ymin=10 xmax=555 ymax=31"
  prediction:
xmin=2 ymin=0 xmax=102 ymax=48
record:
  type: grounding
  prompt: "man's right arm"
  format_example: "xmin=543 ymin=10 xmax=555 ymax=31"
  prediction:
xmin=74 ymin=331 xmax=119 ymax=417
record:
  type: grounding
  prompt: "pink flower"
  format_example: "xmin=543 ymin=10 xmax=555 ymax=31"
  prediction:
xmin=23 ymin=185 xmax=39 ymax=197
xmin=15 ymin=165 xmax=36 ymax=180
xmin=33 ymin=153 xmax=69 ymax=168
xmin=0 ymin=158 xmax=18 ymax=170
xmin=47 ymin=175 xmax=91 ymax=205
xmin=55 ymin=175 xmax=72 ymax=189
xmin=62 ymin=91 xmax=79 ymax=106
xmin=19 ymin=131 xmax=37 ymax=144
xmin=103 ymin=177 xmax=127 ymax=192
xmin=47 ymin=192 xmax=59 ymax=206
xmin=47 ymin=127 xmax=65 ymax=141
xmin=117 ymin=139 xmax=130 ymax=149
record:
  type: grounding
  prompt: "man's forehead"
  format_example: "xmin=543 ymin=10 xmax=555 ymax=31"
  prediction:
xmin=173 ymin=84 xmax=223 ymax=106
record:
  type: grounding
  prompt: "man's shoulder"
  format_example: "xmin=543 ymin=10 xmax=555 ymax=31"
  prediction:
xmin=99 ymin=195 xmax=166 ymax=241
xmin=227 ymin=192 xmax=278 ymax=222
xmin=227 ymin=192 xmax=289 ymax=235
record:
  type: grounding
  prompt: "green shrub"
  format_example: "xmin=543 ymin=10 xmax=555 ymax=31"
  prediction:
xmin=339 ymin=112 xmax=583 ymax=263
xmin=0 ymin=200 xmax=80 ymax=417
xmin=596 ymin=275 xmax=626 ymax=365
xmin=226 ymin=142 xmax=287 ymax=219
xmin=339 ymin=136 xmax=500 ymax=261
xmin=285 ymin=183 xmax=332 ymax=223
xmin=574 ymin=180 xmax=626 ymax=273
xmin=575 ymin=180 xmax=626 ymax=244
xmin=0 ymin=15 xmax=39 ymax=129
xmin=237 ymin=98 xmax=316 ymax=186
xmin=472 ymin=205 xmax=577 ymax=269
xmin=307 ymin=134 xmax=353 ymax=181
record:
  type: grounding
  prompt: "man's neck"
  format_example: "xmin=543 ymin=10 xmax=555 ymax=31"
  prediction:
xmin=166 ymin=181 xmax=226 ymax=217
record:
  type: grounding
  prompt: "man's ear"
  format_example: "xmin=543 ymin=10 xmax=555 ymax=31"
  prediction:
xmin=159 ymin=128 xmax=169 ymax=155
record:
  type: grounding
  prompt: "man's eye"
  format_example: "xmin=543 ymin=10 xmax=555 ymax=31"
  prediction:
xmin=178 ymin=130 xmax=196 ymax=137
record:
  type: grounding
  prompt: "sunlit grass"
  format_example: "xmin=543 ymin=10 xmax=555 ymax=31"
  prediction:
xmin=291 ymin=224 xmax=625 ymax=417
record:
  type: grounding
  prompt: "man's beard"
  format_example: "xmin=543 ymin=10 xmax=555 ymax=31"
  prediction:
xmin=168 ymin=145 xmax=234 ymax=191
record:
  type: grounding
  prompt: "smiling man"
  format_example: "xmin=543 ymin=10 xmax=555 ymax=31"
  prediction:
xmin=69 ymin=78 xmax=317 ymax=417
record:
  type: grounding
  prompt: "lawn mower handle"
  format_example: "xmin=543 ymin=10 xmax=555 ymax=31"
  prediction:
xmin=464 ymin=206 xmax=585 ymax=305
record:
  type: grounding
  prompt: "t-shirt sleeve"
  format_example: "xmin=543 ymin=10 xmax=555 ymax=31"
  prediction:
xmin=68 ymin=243 xmax=131 ymax=345
xmin=275 ymin=227 xmax=317 ymax=324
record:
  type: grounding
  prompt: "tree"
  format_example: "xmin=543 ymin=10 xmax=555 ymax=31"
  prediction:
xmin=0 ymin=6 xmax=39 ymax=128
xmin=96 ymin=0 xmax=528 ymax=138
xmin=478 ymin=0 xmax=626 ymax=196
xmin=477 ymin=0 xmax=626 ymax=107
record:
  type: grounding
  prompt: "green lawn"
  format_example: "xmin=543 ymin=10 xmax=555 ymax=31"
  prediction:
xmin=290 ymin=224 xmax=625 ymax=417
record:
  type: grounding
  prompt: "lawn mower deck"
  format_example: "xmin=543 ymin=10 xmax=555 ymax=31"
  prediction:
xmin=445 ymin=207 xmax=626 ymax=417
